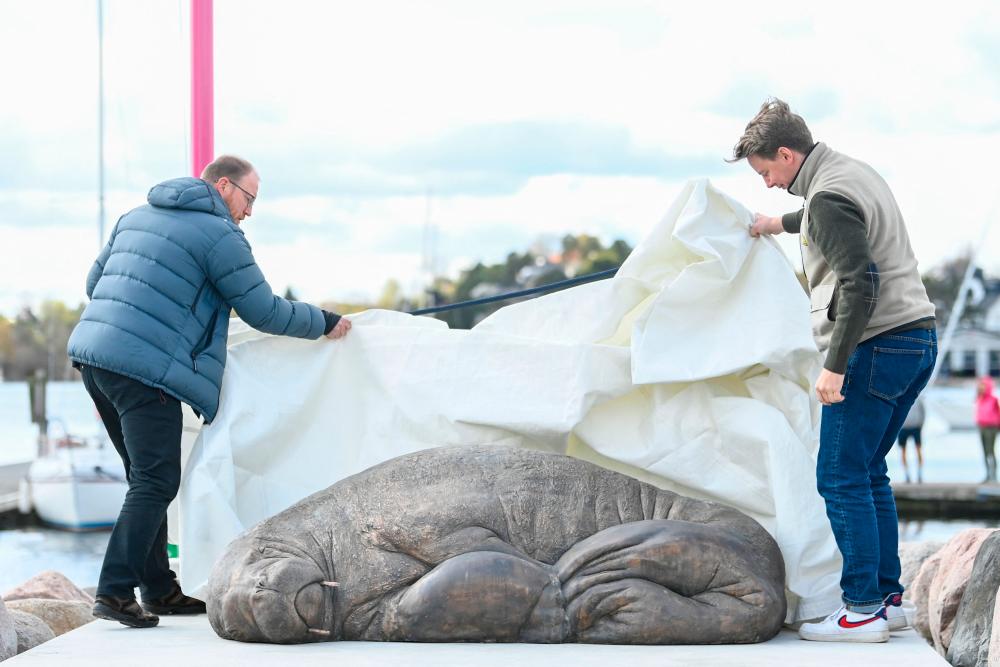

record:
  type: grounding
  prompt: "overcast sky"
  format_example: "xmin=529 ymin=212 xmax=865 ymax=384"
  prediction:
xmin=2 ymin=0 xmax=999 ymax=316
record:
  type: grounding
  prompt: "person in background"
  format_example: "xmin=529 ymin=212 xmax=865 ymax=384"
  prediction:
xmin=975 ymin=376 xmax=1000 ymax=483
xmin=67 ymin=155 xmax=352 ymax=629
xmin=896 ymin=398 xmax=925 ymax=484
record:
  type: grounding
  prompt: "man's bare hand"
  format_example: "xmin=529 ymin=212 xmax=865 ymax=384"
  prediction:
xmin=750 ymin=213 xmax=783 ymax=237
xmin=326 ymin=318 xmax=352 ymax=340
xmin=815 ymin=369 xmax=845 ymax=406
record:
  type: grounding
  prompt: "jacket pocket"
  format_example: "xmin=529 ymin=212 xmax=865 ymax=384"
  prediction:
xmin=827 ymin=286 xmax=838 ymax=322
xmin=191 ymin=309 xmax=220 ymax=372
xmin=809 ymin=283 xmax=836 ymax=314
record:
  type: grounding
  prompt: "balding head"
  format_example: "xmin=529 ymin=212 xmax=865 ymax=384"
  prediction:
xmin=201 ymin=155 xmax=255 ymax=183
xmin=202 ymin=155 xmax=259 ymax=224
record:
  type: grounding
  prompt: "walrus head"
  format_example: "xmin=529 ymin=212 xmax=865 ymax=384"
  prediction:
xmin=208 ymin=536 xmax=339 ymax=643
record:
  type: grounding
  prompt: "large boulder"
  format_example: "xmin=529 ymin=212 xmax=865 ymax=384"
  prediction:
xmin=927 ymin=528 xmax=997 ymax=655
xmin=900 ymin=540 xmax=944 ymax=591
xmin=990 ymin=587 xmax=1000 ymax=667
xmin=3 ymin=571 xmax=93 ymax=604
xmin=4 ymin=599 xmax=94 ymax=637
xmin=910 ymin=547 xmax=946 ymax=642
xmin=0 ymin=598 xmax=16 ymax=661
xmin=8 ymin=610 xmax=55 ymax=654
xmin=949 ymin=531 xmax=1000 ymax=666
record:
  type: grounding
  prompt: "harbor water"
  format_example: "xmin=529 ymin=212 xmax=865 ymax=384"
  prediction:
xmin=0 ymin=528 xmax=108 ymax=593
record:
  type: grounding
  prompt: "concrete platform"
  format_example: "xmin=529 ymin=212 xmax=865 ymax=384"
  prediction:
xmin=7 ymin=615 xmax=948 ymax=666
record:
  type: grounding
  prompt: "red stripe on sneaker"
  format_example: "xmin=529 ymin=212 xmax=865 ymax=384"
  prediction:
xmin=838 ymin=614 xmax=882 ymax=629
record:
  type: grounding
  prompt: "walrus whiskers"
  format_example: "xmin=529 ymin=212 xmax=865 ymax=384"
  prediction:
xmin=321 ymin=581 xmax=339 ymax=588
xmin=308 ymin=628 xmax=331 ymax=636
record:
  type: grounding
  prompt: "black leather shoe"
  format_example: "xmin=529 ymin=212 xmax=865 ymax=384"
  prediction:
xmin=141 ymin=582 xmax=207 ymax=615
xmin=93 ymin=595 xmax=160 ymax=628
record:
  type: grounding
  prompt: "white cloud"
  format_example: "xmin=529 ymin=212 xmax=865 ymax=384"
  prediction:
xmin=252 ymin=240 xmax=424 ymax=307
xmin=2 ymin=0 xmax=1000 ymax=317
xmin=0 ymin=225 xmax=96 ymax=314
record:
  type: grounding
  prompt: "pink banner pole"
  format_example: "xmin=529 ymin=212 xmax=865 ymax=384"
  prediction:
xmin=191 ymin=0 xmax=214 ymax=177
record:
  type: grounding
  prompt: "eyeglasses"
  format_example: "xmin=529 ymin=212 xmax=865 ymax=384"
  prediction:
xmin=228 ymin=179 xmax=256 ymax=209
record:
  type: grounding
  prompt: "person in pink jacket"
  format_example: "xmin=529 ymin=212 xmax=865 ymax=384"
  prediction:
xmin=975 ymin=376 xmax=1000 ymax=483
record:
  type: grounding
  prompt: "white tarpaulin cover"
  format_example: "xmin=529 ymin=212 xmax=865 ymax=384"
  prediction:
xmin=177 ymin=179 xmax=843 ymax=623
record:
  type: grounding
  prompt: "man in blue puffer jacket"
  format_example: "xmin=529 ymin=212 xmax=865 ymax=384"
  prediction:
xmin=67 ymin=155 xmax=351 ymax=628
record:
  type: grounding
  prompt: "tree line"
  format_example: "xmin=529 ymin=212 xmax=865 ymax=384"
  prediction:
xmin=0 ymin=242 xmax=990 ymax=382
xmin=0 ymin=302 xmax=82 ymax=381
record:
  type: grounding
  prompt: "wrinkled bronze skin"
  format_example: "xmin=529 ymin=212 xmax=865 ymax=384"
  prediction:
xmin=207 ymin=446 xmax=786 ymax=645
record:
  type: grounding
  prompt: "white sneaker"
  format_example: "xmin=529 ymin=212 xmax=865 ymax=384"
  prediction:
xmin=883 ymin=593 xmax=915 ymax=631
xmin=798 ymin=605 xmax=890 ymax=643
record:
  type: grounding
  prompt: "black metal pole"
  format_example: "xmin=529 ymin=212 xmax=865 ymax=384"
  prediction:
xmin=409 ymin=267 xmax=619 ymax=316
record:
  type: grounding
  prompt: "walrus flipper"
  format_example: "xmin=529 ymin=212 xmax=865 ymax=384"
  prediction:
xmin=382 ymin=551 xmax=566 ymax=642
xmin=557 ymin=520 xmax=785 ymax=644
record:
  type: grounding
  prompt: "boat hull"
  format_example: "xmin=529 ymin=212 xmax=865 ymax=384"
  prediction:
xmin=25 ymin=446 xmax=127 ymax=531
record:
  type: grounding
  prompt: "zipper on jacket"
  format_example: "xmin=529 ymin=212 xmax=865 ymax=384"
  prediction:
xmin=191 ymin=309 xmax=220 ymax=372
xmin=190 ymin=280 xmax=208 ymax=313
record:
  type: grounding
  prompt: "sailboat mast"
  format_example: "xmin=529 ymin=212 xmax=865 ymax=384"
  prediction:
xmin=191 ymin=0 xmax=214 ymax=177
xmin=928 ymin=219 xmax=994 ymax=388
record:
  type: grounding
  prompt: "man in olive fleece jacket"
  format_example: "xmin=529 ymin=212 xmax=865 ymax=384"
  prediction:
xmin=731 ymin=99 xmax=936 ymax=643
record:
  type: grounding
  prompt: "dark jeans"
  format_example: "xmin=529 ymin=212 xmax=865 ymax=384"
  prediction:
xmin=817 ymin=328 xmax=937 ymax=613
xmin=980 ymin=426 xmax=998 ymax=481
xmin=80 ymin=365 xmax=182 ymax=600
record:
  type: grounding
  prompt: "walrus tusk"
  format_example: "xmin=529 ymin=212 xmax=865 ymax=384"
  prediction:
xmin=308 ymin=628 xmax=331 ymax=636
xmin=321 ymin=581 xmax=339 ymax=588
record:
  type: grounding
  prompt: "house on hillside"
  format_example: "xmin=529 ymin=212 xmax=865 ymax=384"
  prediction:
xmin=940 ymin=282 xmax=1000 ymax=378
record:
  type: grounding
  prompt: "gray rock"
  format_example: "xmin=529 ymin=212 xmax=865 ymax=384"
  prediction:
xmin=3 ymin=571 xmax=93 ymax=604
xmin=948 ymin=531 xmax=1000 ymax=667
xmin=990 ymin=586 xmax=1000 ymax=667
xmin=8 ymin=610 xmax=54 ymax=654
xmin=4 ymin=599 xmax=94 ymax=637
xmin=911 ymin=546 xmax=944 ymax=644
xmin=208 ymin=446 xmax=787 ymax=645
xmin=0 ymin=598 xmax=16 ymax=661
xmin=900 ymin=540 xmax=944 ymax=592
xmin=928 ymin=529 xmax=997 ymax=654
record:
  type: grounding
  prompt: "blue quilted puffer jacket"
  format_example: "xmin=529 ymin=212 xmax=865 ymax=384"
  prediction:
xmin=67 ymin=177 xmax=326 ymax=422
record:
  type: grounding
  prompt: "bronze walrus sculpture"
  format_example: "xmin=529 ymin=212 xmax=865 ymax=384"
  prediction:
xmin=207 ymin=446 xmax=786 ymax=644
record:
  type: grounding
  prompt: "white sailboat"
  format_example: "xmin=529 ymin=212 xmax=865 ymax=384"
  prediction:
xmin=20 ymin=426 xmax=128 ymax=530
xmin=923 ymin=384 xmax=977 ymax=431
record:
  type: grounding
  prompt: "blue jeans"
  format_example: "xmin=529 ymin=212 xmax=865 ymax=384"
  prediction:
xmin=817 ymin=328 xmax=937 ymax=613
xmin=80 ymin=365 xmax=182 ymax=600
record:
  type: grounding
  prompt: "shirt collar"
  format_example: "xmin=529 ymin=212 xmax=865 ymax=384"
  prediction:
xmin=788 ymin=142 xmax=824 ymax=197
